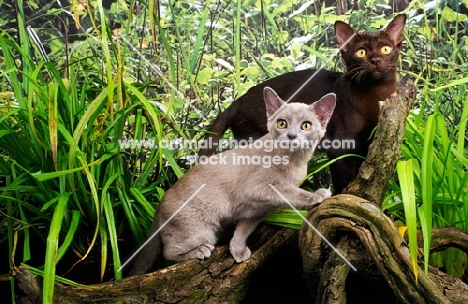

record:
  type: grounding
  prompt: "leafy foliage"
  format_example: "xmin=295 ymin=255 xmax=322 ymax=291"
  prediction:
xmin=0 ymin=0 xmax=467 ymax=302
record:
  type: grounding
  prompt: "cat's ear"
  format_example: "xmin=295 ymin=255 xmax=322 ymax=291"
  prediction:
xmin=334 ymin=21 xmax=356 ymax=52
xmin=311 ymin=93 xmax=336 ymax=128
xmin=383 ymin=14 xmax=406 ymax=46
xmin=264 ymin=87 xmax=285 ymax=118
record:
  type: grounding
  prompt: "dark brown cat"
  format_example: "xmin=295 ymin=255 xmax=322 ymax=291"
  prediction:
xmin=199 ymin=14 xmax=406 ymax=193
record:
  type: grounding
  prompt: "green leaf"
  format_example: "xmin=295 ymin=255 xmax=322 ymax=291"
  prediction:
xmin=197 ymin=67 xmax=213 ymax=85
xmin=189 ymin=0 xmax=212 ymax=74
xmin=419 ymin=114 xmax=436 ymax=274
xmin=103 ymin=192 xmax=122 ymax=280
xmin=162 ymin=149 xmax=184 ymax=179
xmin=43 ymin=192 xmax=71 ymax=303
xmin=441 ymin=6 xmax=468 ymax=23
xmin=56 ymin=210 xmax=81 ymax=262
xmin=263 ymin=209 xmax=308 ymax=229
xmin=433 ymin=76 xmax=468 ymax=92
xmin=32 ymin=159 xmax=102 ymax=182
xmin=24 ymin=265 xmax=93 ymax=289
xmin=130 ymin=187 xmax=156 ymax=218
xmin=396 ymin=159 xmax=419 ymax=280
xmin=48 ymin=83 xmax=59 ymax=170
xmin=101 ymin=173 xmax=123 ymax=280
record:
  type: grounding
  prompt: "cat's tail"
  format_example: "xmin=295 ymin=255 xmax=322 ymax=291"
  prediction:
xmin=127 ymin=215 xmax=163 ymax=276
xmin=198 ymin=107 xmax=231 ymax=157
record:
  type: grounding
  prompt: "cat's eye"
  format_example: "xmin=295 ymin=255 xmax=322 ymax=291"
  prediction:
xmin=381 ymin=45 xmax=392 ymax=55
xmin=277 ymin=119 xmax=287 ymax=129
xmin=301 ymin=122 xmax=312 ymax=131
xmin=356 ymin=49 xmax=366 ymax=58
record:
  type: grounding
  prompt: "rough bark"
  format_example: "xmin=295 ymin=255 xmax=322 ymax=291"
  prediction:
xmin=14 ymin=225 xmax=297 ymax=304
xmin=315 ymin=237 xmax=351 ymax=304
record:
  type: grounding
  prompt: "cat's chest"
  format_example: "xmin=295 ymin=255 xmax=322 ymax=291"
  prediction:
xmin=335 ymin=88 xmax=391 ymax=130
xmin=334 ymin=78 xmax=395 ymax=124
xmin=327 ymin=101 xmax=371 ymax=138
xmin=280 ymin=161 xmax=307 ymax=185
xmin=350 ymin=92 xmax=380 ymax=122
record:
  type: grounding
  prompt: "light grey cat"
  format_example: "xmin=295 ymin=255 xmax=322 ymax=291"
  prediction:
xmin=128 ymin=87 xmax=336 ymax=275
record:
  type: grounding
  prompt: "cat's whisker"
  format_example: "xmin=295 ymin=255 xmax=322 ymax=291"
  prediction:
xmin=342 ymin=66 xmax=366 ymax=87
xmin=356 ymin=70 xmax=366 ymax=84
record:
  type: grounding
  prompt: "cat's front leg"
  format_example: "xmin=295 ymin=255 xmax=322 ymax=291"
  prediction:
xmin=229 ymin=217 xmax=262 ymax=263
xmin=270 ymin=184 xmax=332 ymax=209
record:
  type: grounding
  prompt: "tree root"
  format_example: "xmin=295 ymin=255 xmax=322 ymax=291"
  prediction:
xmin=299 ymin=194 xmax=468 ymax=303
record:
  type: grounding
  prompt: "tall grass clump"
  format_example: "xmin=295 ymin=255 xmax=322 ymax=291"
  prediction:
xmin=0 ymin=31 xmax=170 ymax=297
xmin=0 ymin=2 xmax=189 ymax=302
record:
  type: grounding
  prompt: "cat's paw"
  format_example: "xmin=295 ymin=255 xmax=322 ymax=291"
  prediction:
xmin=315 ymin=188 xmax=332 ymax=201
xmin=230 ymin=245 xmax=251 ymax=263
xmin=313 ymin=188 xmax=332 ymax=203
xmin=193 ymin=244 xmax=215 ymax=260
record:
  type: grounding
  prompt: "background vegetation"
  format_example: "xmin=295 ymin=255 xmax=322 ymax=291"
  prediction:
xmin=0 ymin=0 xmax=467 ymax=302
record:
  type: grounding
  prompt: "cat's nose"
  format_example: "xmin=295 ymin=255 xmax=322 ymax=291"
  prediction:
xmin=287 ymin=133 xmax=297 ymax=140
xmin=371 ymin=57 xmax=380 ymax=65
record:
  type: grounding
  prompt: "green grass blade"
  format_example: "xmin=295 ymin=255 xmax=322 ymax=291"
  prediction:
xmin=101 ymin=173 xmax=122 ymax=279
xmin=103 ymin=192 xmax=122 ymax=280
xmin=234 ymin=0 xmax=241 ymax=96
xmin=304 ymin=154 xmax=363 ymax=182
xmin=117 ymin=182 xmax=144 ymax=242
xmin=456 ymin=96 xmax=468 ymax=154
xmin=16 ymin=0 xmax=31 ymax=94
xmin=419 ymin=114 xmax=436 ymax=274
xmin=24 ymin=264 xmax=94 ymax=289
xmin=48 ymin=83 xmax=59 ymax=170
xmin=97 ymin=0 xmax=115 ymax=107
xmin=56 ymin=210 xmax=81 ymax=262
xmin=43 ymin=192 xmax=71 ymax=304
xmin=31 ymin=159 xmax=101 ymax=182
xmin=99 ymin=218 xmax=108 ymax=282
xmin=396 ymin=159 xmax=419 ymax=280
xmin=130 ymin=187 xmax=156 ymax=218
xmin=263 ymin=209 xmax=308 ymax=229
xmin=167 ymin=1 xmax=191 ymax=76
xmin=433 ymin=76 xmax=468 ymax=92
xmin=162 ymin=149 xmax=184 ymax=178
xmin=0 ymin=33 xmax=28 ymax=109
xmin=69 ymin=88 xmax=109 ymax=163
xmin=189 ymin=0 xmax=212 ymax=74
xmin=153 ymin=14 xmax=176 ymax=81
xmin=18 ymin=204 xmax=30 ymax=263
